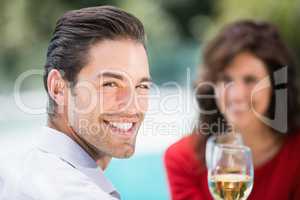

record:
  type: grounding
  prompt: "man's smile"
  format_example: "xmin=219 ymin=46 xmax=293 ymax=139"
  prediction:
xmin=103 ymin=119 xmax=139 ymax=137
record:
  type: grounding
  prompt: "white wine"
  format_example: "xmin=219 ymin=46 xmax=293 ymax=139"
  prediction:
xmin=208 ymin=174 xmax=253 ymax=200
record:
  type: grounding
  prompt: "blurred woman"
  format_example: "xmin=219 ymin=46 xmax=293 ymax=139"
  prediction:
xmin=164 ymin=20 xmax=300 ymax=200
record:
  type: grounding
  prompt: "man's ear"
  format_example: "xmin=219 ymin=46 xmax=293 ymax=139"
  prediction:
xmin=47 ymin=69 xmax=67 ymax=106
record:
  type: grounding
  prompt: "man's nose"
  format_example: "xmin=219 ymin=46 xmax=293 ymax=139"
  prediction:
xmin=117 ymin=88 xmax=139 ymax=113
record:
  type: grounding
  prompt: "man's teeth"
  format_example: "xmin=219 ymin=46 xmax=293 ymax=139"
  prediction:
xmin=109 ymin=122 xmax=133 ymax=131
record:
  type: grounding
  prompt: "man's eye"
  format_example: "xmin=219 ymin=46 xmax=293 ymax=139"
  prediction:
xmin=136 ymin=84 xmax=150 ymax=90
xmin=103 ymin=82 xmax=118 ymax=87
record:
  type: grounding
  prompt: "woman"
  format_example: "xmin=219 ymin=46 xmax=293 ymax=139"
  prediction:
xmin=164 ymin=20 xmax=300 ymax=200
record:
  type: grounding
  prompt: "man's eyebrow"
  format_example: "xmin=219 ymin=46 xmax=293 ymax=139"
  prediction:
xmin=139 ymin=77 xmax=152 ymax=83
xmin=96 ymin=72 xmax=124 ymax=80
xmin=95 ymin=71 xmax=152 ymax=83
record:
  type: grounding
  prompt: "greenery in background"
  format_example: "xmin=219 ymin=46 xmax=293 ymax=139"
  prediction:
xmin=203 ymin=0 xmax=300 ymax=64
xmin=0 ymin=0 xmax=211 ymax=92
xmin=1 ymin=0 xmax=300 ymax=93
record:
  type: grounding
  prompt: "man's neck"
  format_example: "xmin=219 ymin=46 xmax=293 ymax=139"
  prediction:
xmin=47 ymin=117 xmax=111 ymax=170
xmin=97 ymin=157 xmax=112 ymax=170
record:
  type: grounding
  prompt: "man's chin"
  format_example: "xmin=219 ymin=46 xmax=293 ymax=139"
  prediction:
xmin=113 ymin=146 xmax=135 ymax=159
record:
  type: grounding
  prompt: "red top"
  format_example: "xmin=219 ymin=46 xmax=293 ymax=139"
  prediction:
xmin=164 ymin=132 xmax=300 ymax=200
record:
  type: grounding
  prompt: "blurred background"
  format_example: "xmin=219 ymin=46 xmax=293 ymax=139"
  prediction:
xmin=1 ymin=0 xmax=300 ymax=199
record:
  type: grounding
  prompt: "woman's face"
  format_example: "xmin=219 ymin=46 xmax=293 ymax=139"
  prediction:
xmin=215 ymin=52 xmax=272 ymax=130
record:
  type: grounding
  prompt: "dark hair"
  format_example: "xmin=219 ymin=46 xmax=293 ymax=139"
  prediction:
xmin=194 ymin=20 xmax=300 ymax=165
xmin=43 ymin=6 xmax=146 ymax=118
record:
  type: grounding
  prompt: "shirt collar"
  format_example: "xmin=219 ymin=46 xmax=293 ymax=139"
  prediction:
xmin=36 ymin=126 xmax=118 ymax=196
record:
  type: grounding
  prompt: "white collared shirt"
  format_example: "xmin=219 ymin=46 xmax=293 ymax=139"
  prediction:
xmin=1 ymin=127 xmax=120 ymax=200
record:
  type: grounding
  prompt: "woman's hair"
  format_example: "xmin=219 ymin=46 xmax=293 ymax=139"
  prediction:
xmin=194 ymin=20 xmax=300 ymax=164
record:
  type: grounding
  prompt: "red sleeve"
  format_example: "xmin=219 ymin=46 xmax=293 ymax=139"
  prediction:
xmin=293 ymin=182 xmax=300 ymax=200
xmin=291 ymin=133 xmax=300 ymax=200
xmin=164 ymin=137 xmax=212 ymax=200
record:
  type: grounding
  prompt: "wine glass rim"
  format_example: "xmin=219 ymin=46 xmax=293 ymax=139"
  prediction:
xmin=215 ymin=143 xmax=251 ymax=151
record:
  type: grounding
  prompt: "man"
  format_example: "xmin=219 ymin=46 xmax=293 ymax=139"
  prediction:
xmin=6 ymin=5 xmax=150 ymax=200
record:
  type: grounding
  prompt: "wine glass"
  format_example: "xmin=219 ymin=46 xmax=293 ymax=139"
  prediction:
xmin=207 ymin=144 xmax=254 ymax=200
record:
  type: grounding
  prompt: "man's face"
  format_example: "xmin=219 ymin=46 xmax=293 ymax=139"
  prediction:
xmin=67 ymin=39 xmax=150 ymax=158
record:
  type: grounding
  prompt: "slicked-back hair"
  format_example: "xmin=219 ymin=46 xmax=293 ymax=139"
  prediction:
xmin=43 ymin=6 xmax=146 ymax=118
